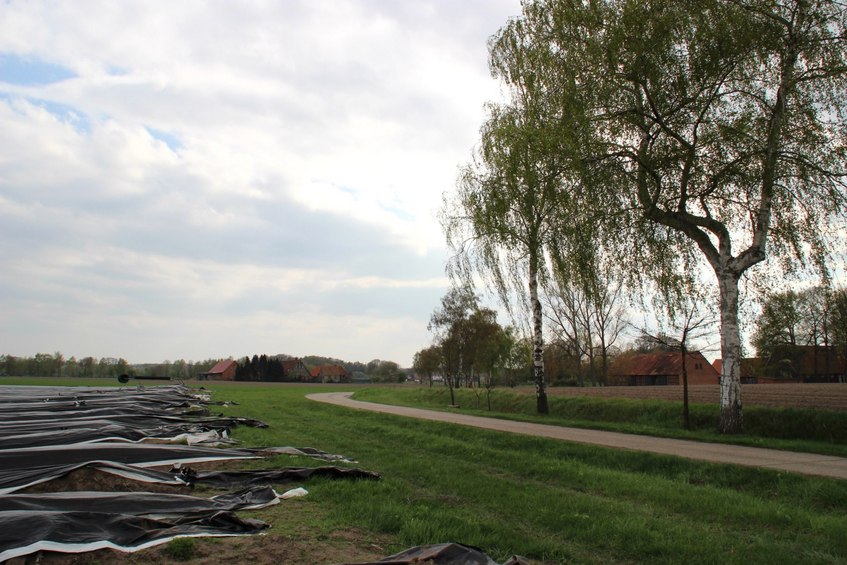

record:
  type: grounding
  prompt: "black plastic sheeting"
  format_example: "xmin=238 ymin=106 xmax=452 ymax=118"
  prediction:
xmin=1 ymin=510 xmax=268 ymax=562
xmin=1 ymin=459 xmax=380 ymax=496
xmin=338 ymin=543 xmax=530 ymax=565
xmin=0 ymin=485 xmax=279 ymax=515
xmin=0 ymin=384 xmax=266 ymax=450
xmin=171 ymin=464 xmax=380 ymax=489
xmin=0 ymin=384 xmax=379 ymax=561
xmin=1 ymin=443 xmax=259 ymax=485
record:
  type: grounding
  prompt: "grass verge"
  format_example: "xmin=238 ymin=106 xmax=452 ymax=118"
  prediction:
xmin=211 ymin=383 xmax=847 ymax=564
xmin=352 ymin=386 xmax=847 ymax=457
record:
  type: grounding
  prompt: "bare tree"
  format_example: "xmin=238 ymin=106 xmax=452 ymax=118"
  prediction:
xmin=545 ymin=274 xmax=628 ymax=386
xmin=637 ymin=305 xmax=717 ymax=430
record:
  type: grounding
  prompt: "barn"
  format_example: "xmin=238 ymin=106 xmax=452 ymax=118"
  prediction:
xmin=199 ymin=359 xmax=238 ymax=381
xmin=310 ymin=364 xmax=352 ymax=383
xmin=608 ymin=351 xmax=720 ymax=386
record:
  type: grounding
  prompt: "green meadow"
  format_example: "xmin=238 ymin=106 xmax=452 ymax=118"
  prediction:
xmin=4 ymin=378 xmax=847 ymax=564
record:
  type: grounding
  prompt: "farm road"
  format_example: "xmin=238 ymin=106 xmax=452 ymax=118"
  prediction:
xmin=307 ymin=392 xmax=847 ymax=481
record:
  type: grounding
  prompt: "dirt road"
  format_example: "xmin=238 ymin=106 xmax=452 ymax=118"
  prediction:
xmin=308 ymin=392 xmax=847 ymax=481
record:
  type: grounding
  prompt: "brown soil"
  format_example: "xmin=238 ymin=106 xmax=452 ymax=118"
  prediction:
xmin=20 ymin=467 xmax=190 ymax=495
xmin=538 ymin=382 xmax=847 ymax=410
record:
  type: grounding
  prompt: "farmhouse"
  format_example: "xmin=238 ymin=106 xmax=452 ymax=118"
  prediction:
xmin=281 ymin=358 xmax=313 ymax=382
xmin=608 ymin=351 xmax=720 ymax=386
xmin=198 ymin=359 xmax=237 ymax=381
xmin=310 ymin=364 xmax=352 ymax=383
xmin=717 ymin=346 xmax=847 ymax=384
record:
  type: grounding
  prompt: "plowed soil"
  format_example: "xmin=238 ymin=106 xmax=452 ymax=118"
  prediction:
xmin=539 ymin=383 xmax=847 ymax=411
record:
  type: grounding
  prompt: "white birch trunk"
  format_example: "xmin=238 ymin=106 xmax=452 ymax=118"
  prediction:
xmin=718 ymin=273 xmax=743 ymax=433
xmin=529 ymin=251 xmax=549 ymax=414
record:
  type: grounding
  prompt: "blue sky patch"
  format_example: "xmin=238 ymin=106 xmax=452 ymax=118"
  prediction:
xmin=0 ymin=53 xmax=77 ymax=86
xmin=107 ymin=65 xmax=131 ymax=76
xmin=0 ymin=93 xmax=92 ymax=134
xmin=145 ymin=127 xmax=182 ymax=152
xmin=37 ymin=99 xmax=90 ymax=133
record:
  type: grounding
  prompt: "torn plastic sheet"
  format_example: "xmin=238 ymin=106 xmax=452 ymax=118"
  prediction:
xmin=338 ymin=543 xmax=530 ymax=565
xmin=0 ymin=509 xmax=269 ymax=562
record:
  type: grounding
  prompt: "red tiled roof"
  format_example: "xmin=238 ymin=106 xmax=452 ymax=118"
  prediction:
xmin=313 ymin=364 xmax=349 ymax=377
xmin=206 ymin=359 xmax=237 ymax=374
xmin=610 ymin=351 xmax=713 ymax=377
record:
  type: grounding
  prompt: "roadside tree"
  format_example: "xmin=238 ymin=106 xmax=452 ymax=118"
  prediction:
xmin=413 ymin=345 xmax=442 ymax=387
xmin=490 ymin=0 xmax=847 ymax=432
xmin=428 ymin=287 xmax=507 ymax=406
xmin=637 ymin=304 xmax=716 ymax=430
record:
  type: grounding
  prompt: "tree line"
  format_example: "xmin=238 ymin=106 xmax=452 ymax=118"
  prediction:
xmin=236 ymin=354 xmax=407 ymax=383
xmin=754 ymin=287 xmax=847 ymax=357
xmin=0 ymin=351 xmax=408 ymax=382
xmin=0 ymin=353 xmax=224 ymax=379
xmin=752 ymin=287 xmax=847 ymax=380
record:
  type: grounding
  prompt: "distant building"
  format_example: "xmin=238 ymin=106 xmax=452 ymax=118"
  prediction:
xmin=608 ymin=351 xmax=720 ymax=386
xmin=281 ymin=358 xmax=313 ymax=382
xmin=310 ymin=364 xmax=352 ymax=383
xmin=716 ymin=346 xmax=847 ymax=384
xmin=199 ymin=359 xmax=237 ymax=381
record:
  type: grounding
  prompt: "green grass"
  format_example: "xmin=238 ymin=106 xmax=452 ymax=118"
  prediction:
xmin=4 ymin=377 xmax=847 ymax=564
xmin=352 ymin=386 xmax=847 ymax=457
xmin=162 ymin=537 xmax=197 ymax=561
xmin=209 ymin=383 xmax=847 ymax=564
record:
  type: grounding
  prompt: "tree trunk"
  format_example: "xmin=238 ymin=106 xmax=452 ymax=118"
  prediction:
xmin=680 ymin=343 xmax=690 ymax=430
xmin=599 ymin=333 xmax=608 ymax=386
xmin=529 ymin=250 xmax=549 ymax=414
xmin=718 ymin=273 xmax=743 ymax=433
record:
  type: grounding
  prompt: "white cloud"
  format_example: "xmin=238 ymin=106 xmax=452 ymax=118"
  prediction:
xmin=0 ymin=0 xmax=523 ymax=365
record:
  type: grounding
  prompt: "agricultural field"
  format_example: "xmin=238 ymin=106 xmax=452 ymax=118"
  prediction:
xmin=541 ymin=383 xmax=847 ymax=411
xmin=2 ymin=378 xmax=847 ymax=564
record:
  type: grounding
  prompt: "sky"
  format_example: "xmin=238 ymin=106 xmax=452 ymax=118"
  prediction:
xmin=0 ymin=0 xmax=525 ymax=367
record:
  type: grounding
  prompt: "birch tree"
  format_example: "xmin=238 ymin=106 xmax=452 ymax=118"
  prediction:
xmin=490 ymin=0 xmax=847 ymax=432
xmin=443 ymin=104 xmax=567 ymax=413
